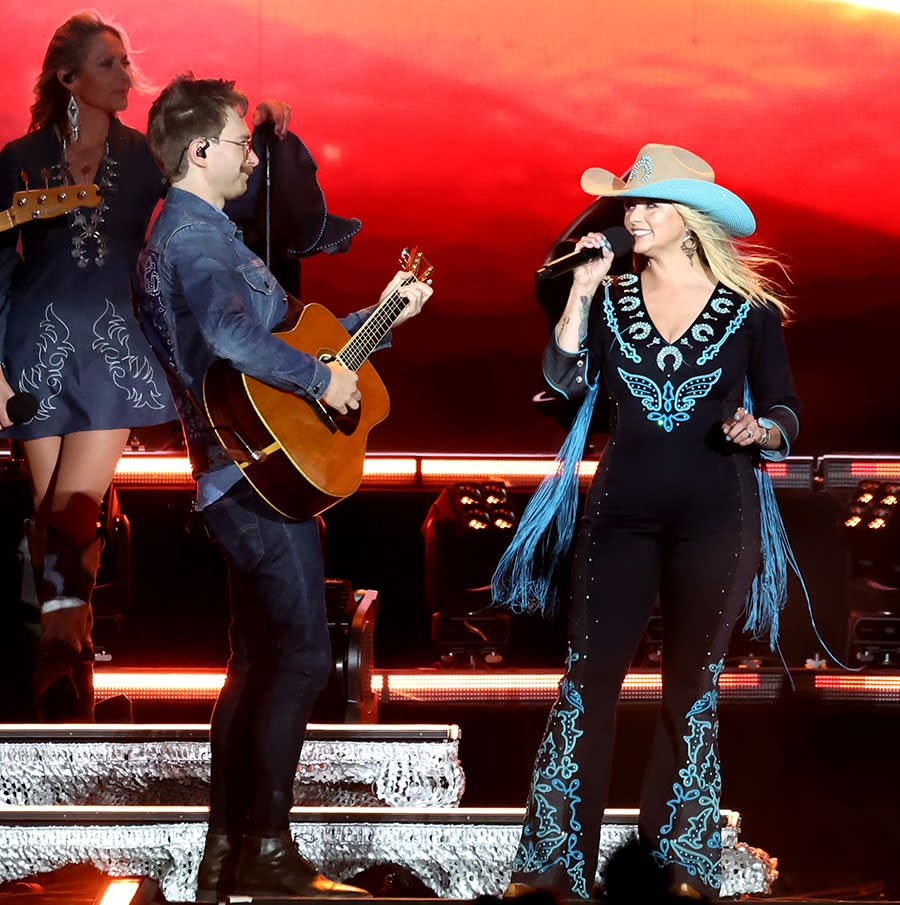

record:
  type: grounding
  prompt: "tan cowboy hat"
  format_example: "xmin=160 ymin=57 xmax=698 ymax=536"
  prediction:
xmin=581 ymin=143 xmax=756 ymax=238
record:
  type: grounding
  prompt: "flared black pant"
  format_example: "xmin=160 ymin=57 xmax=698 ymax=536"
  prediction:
xmin=510 ymin=467 xmax=759 ymax=897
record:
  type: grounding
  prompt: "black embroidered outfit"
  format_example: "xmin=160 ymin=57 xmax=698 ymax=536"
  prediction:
xmin=509 ymin=274 xmax=799 ymax=897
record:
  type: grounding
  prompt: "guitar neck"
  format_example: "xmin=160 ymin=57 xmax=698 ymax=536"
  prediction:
xmin=336 ymin=277 xmax=414 ymax=370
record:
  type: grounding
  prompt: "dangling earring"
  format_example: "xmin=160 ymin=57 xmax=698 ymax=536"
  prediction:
xmin=67 ymin=93 xmax=80 ymax=142
xmin=681 ymin=231 xmax=698 ymax=265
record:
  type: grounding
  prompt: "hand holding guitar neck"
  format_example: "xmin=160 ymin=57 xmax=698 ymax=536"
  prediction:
xmin=386 ymin=250 xmax=434 ymax=327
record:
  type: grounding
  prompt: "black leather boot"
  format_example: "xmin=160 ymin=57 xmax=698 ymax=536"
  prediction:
xmin=196 ymin=831 xmax=239 ymax=903
xmin=235 ymin=831 xmax=370 ymax=897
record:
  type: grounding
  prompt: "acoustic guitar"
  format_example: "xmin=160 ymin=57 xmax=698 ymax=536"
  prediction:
xmin=203 ymin=247 xmax=433 ymax=520
xmin=0 ymin=184 xmax=102 ymax=232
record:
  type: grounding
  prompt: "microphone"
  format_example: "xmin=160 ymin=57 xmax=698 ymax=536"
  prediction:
xmin=535 ymin=226 xmax=634 ymax=280
xmin=6 ymin=392 xmax=38 ymax=425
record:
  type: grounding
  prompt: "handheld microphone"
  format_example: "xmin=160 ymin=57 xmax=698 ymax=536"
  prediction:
xmin=5 ymin=392 xmax=38 ymax=425
xmin=535 ymin=226 xmax=634 ymax=280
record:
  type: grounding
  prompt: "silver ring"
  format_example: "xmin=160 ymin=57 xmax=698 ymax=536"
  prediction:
xmin=745 ymin=426 xmax=753 ymax=438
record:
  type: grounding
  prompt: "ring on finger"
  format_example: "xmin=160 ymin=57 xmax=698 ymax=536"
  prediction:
xmin=745 ymin=426 xmax=753 ymax=438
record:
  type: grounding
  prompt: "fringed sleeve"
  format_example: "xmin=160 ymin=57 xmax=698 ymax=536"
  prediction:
xmin=492 ymin=283 xmax=609 ymax=616
xmin=743 ymin=303 xmax=802 ymax=649
xmin=748 ymin=304 xmax=801 ymax=461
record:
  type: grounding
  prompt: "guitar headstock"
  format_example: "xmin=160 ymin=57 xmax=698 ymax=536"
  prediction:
xmin=399 ymin=246 xmax=434 ymax=284
xmin=6 ymin=184 xmax=102 ymax=229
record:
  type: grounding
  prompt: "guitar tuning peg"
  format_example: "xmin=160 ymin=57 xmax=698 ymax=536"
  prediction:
xmin=425 ymin=278 xmax=433 ymax=286
xmin=401 ymin=247 xmax=409 ymax=259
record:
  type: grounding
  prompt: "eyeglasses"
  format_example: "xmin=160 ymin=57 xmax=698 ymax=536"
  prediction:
xmin=205 ymin=136 xmax=254 ymax=159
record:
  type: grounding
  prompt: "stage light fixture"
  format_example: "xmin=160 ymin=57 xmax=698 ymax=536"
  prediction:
xmin=422 ymin=483 xmax=516 ymax=666
xmin=94 ymin=876 xmax=162 ymax=905
xmin=842 ymin=480 xmax=900 ymax=588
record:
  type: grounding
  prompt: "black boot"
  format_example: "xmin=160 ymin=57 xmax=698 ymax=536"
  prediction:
xmin=196 ymin=831 xmax=239 ymax=903
xmin=235 ymin=831 xmax=370 ymax=897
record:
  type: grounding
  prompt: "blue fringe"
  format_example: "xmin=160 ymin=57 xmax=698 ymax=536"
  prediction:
xmin=742 ymin=380 xmax=786 ymax=649
xmin=745 ymin=463 xmax=787 ymax=650
xmin=742 ymin=382 xmax=863 ymax=668
xmin=491 ymin=379 xmax=600 ymax=616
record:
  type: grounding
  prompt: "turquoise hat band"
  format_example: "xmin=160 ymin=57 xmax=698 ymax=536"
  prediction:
xmin=609 ymin=178 xmax=756 ymax=238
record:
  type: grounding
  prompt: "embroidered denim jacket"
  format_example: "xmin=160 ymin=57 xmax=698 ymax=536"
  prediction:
xmin=135 ymin=187 xmax=379 ymax=506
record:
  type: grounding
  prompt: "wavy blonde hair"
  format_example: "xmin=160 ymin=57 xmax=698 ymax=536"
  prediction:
xmin=30 ymin=10 xmax=150 ymax=140
xmin=633 ymin=202 xmax=790 ymax=320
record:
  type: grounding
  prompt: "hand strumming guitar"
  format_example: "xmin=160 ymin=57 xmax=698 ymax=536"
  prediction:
xmin=322 ymin=362 xmax=360 ymax=414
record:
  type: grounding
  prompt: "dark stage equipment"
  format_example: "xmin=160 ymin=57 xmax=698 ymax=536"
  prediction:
xmin=847 ymin=610 xmax=900 ymax=668
xmin=635 ymin=607 xmax=663 ymax=667
xmin=422 ymin=482 xmax=516 ymax=666
xmin=312 ymin=579 xmax=379 ymax=722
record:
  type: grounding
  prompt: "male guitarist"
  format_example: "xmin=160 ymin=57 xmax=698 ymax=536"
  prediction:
xmin=134 ymin=75 xmax=431 ymax=901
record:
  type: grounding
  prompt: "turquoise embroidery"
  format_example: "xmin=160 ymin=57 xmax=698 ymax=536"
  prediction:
xmin=603 ymin=284 xmax=641 ymax=364
xmin=605 ymin=280 xmax=746 ymax=373
xmin=653 ymin=660 xmax=724 ymax=890
xmin=711 ymin=293 xmax=735 ymax=314
xmin=696 ymin=300 xmax=750 ymax=365
xmin=656 ymin=345 xmax=683 ymax=372
xmin=617 ymin=367 xmax=722 ymax=432
xmin=513 ymin=669 xmax=589 ymax=898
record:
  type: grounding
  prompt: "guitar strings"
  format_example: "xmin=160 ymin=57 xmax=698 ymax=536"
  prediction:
xmin=336 ymin=277 xmax=415 ymax=370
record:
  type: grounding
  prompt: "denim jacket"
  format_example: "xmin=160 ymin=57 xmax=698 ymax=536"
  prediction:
xmin=135 ymin=187 xmax=380 ymax=507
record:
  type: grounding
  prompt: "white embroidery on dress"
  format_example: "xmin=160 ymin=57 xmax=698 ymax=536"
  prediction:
xmin=92 ymin=300 xmax=166 ymax=410
xmin=18 ymin=303 xmax=75 ymax=421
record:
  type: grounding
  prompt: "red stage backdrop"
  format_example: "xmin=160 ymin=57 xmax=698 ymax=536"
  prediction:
xmin=2 ymin=0 xmax=899 ymax=453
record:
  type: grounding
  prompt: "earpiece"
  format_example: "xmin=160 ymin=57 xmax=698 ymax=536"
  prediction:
xmin=196 ymin=140 xmax=209 ymax=159
xmin=62 ymin=72 xmax=74 ymax=84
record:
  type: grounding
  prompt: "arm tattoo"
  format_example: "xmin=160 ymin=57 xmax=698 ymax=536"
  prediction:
xmin=577 ymin=295 xmax=590 ymax=344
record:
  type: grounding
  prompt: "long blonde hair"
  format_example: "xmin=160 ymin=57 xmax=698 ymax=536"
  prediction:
xmin=635 ymin=202 xmax=790 ymax=320
xmin=30 ymin=11 xmax=148 ymax=140
xmin=673 ymin=204 xmax=791 ymax=320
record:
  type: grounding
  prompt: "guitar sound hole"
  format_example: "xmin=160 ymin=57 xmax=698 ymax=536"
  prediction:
xmin=331 ymin=404 xmax=361 ymax=436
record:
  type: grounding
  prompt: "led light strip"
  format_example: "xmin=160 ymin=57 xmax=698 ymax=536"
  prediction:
xmin=850 ymin=462 xmax=900 ymax=479
xmin=90 ymin=668 xmax=770 ymax=704
xmin=99 ymin=453 xmax=829 ymax=490
xmin=815 ymin=674 xmax=900 ymax=692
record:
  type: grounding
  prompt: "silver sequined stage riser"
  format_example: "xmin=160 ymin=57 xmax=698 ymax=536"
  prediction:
xmin=0 ymin=808 xmax=777 ymax=900
xmin=0 ymin=725 xmax=465 ymax=809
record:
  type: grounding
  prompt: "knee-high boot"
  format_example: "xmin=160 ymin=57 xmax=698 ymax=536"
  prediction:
xmin=34 ymin=525 xmax=99 ymax=721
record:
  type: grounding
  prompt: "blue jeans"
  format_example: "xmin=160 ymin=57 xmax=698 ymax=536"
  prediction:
xmin=201 ymin=478 xmax=331 ymax=836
